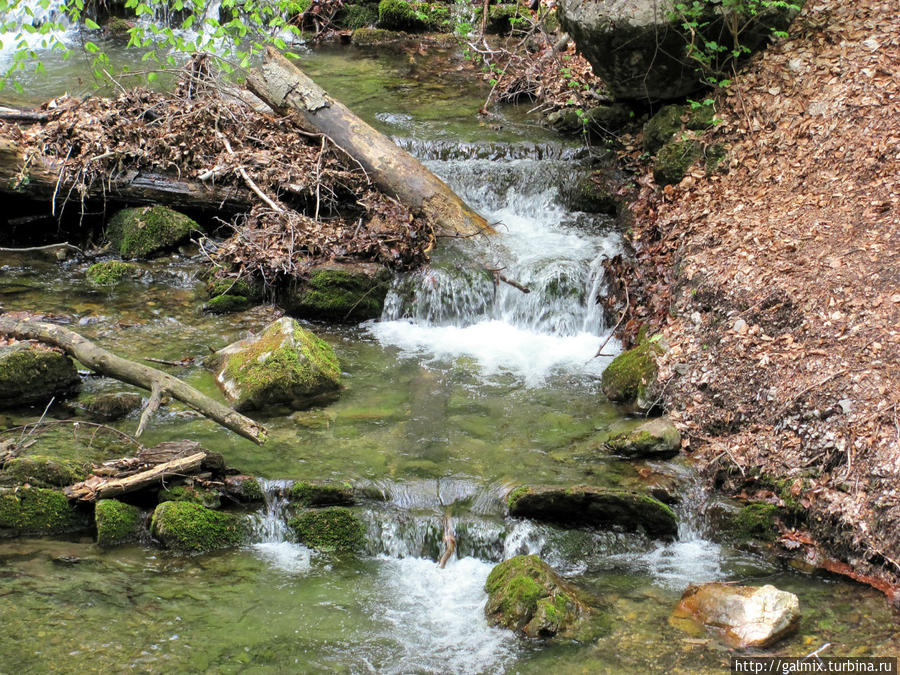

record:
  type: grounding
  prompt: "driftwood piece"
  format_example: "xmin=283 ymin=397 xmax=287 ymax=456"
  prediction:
xmin=246 ymin=47 xmax=494 ymax=239
xmin=0 ymin=138 xmax=252 ymax=214
xmin=66 ymin=452 xmax=206 ymax=501
xmin=0 ymin=316 xmax=268 ymax=444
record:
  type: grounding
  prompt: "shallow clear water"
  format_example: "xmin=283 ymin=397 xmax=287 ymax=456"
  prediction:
xmin=1 ymin=32 xmax=899 ymax=674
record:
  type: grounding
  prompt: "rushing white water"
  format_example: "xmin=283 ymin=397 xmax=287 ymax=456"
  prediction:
xmin=369 ymin=156 xmax=621 ymax=386
xmin=249 ymin=479 xmax=313 ymax=574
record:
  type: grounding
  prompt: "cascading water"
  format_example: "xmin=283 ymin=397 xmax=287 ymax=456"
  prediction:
xmin=248 ymin=478 xmax=312 ymax=573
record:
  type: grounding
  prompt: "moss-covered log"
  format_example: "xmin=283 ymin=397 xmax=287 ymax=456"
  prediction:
xmin=246 ymin=47 xmax=493 ymax=239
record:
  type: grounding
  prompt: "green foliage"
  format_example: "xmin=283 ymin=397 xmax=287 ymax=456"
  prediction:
xmin=289 ymin=506 xmax=365 ymax=552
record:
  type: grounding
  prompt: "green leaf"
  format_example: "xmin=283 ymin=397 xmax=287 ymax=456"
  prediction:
xmin=146 ymin=71 xmax=158 ymax=83
xmin=84 ymin=18 xmax=101 ymax=30
xmin=84 ymin=40 xmax=99 ymax=53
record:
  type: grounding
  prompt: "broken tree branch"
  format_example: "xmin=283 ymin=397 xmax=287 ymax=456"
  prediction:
xmin=66 ymin=451 xmax=206 ymax=502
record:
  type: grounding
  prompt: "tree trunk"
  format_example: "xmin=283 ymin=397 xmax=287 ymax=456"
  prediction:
xmin=0 ymin=138 xmax=252 ymax=214
xmin=246 ymin=47 xmax=494 ymax=239
xmin=0 ymin=316 xmax=268 ymax=445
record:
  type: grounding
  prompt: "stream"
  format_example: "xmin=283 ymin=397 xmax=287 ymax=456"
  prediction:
xmin=0 ymin=27 xmax=898 ymax=675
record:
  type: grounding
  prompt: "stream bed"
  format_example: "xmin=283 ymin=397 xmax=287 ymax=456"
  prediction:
xmin=1 ymin=40 xmax=898 ymax=674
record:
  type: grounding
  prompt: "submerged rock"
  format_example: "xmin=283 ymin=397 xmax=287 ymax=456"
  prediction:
xmin=484 ymin=554 xmax=607 ymax=640
xmin=601 ymin=341 xmax=658 ymax=409
xmin=3 ymin=455 xmax=91 ymax=487
xmin=507 ymin=484 xmax=677 ymax=537
xmin=289 ymin=506 xmax=365 ymax=552
xmin=289 ymin=481 xmax=355 ymax=507
xmin=203 ymin=294 xmax=253 ymax=314
xmin=106 ymin=205 xmax=198 ymax=258
xmin=283 ymin=262 xmax=390 ymax=322
xmin=85 ymin=260 xmax=140 ymax=287
xmin=0 ymin=487 xmax=90 ymax=537
xmin=671 ymin=583 xmax=800 ymax=648
xmin=204 ymin=276 xmax=263 ymax=315
xmin=95 ymin=499 xmax=143 ymax=548
xmin=0 ymin=342 xmax=80 ymax=409
xmin=604 ymin=417 xmax=681 ymax=459
xmin=66 ymin=391 xmax=143 ymax=422
xmin=209 ymin=317 xmax=342 ymax=412
xmin=150 ymin=501 xmax=246 ymax=552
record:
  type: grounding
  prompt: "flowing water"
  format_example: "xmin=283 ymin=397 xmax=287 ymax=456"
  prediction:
xmin=1 ymin=28 xmax=899 ymax=674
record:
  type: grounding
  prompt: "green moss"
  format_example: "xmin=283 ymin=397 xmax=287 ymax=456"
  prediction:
xmin=377 ymin=0 xmax=448 ymax=31
xmin=559 ymin=172 xmax=618 ymax=214
xmin=340 ymin=3 xmax=378 ymax=28
xmin=150 ymin=501 xmax=245 ymax=552
xmin=290 ymin=481 xmax=354 ymax=507
xmin=158 ymin=484 xmax=221 ymax=509
xmin=734 ymin=503 xmax=779 ymax=541
xmin=86 ymin=260 xmax=139 ymax=287
xmin=239 ymin=477 xmax=264 ymax=502
xmin=0 ymin=343 xmax=80 ymax=408
xmin=106 ymin=206 xmax=198 ymax=258
xmin=4 ymin=455 xmax=91 ymax=487
xmin=477 ymin=3 xmax=522 ymax=34
xmin=0 ymin=487 xmax=90 ymax=537
xmin=95 ymin=499 xmax=142 ymax=547
xmin=289 ymin=506 xmax=365 ymax=552
xmin=653 ymin=139 xmax=702 ymax=186
xmin=506 ymin=485 xmax=531 ymax=511
xmin=643 ymin=104 xmax=685 ymax=154
xmin=351 ymin=27 xmax=412 ymax=45
xmin=603 ymin=417 xmax=681 ymax=459
xmin=705 ymin=143 xmax=727 ymax=173
xmin=292 ymin=268 xmax=389 ymax=321
xmin=204 ymin=294 xmax=252 ymax=314
xmin=601 ymin=342 xmax=658 ymax=405
xmin=103 ymin=16 xmax=134 ymax=36
xmin=71 ymin=392 xmax=143 ymax=421
xmin=206 ymin=277 xmax=262 ymax=301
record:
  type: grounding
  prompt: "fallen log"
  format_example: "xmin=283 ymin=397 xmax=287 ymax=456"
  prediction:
xmin=65 ymin=452 xmax=206 ymax=502
xmin=0 ymin=138 xmax=252 ymax=214
xmin=247 ymin=47 xmax=494 ymax=239
xmin=0 ymin=316 xmax=268 ymax=445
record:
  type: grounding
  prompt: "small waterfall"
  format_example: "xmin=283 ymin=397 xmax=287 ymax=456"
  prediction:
xmin=248 ymin=479 xmax=312 ymax=573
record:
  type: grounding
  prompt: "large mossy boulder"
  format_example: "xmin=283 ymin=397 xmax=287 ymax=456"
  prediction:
xmin=3 ymin=455 xmax=91 ymax=488
xmin=558 ymin=0 xmax=802 ymax=101
xmin=671 ymin=583 xmax=800 ymax=648
xmin=283 ymin=262 xmax=390 ymax=322
xmin=0 ymin=487 xmax=90 ymax=537
xmin=601 ymin=341 xmax=658 ymax=409
xmin=289 ymin=506 xmax=365 ymax=552
xmin=106 ymin=205 xmax=198 ymax=258
xmin=485 ymin=555 xmax=607 ymax=640
xmin=604 ymin=417 xmax=681 ymax=459
xmin=95 ymin=499 xmax=143 ymax=547
xmin=507 ymin=484 xmax=677 ymax=537
xmin=0 ymin=342 xmax=80 ymax=409
xmin=377 ymin=0 xmax=449 ymax=31
xmin=65 ymin=391 xmax=143 ymax=422
xmin=150 ymin=501 xmax=245 ymax=552
xmin=209 ymin=317 xmax=342 ymax=412
xmin=290 ymin=481 xmax=355 ymax=507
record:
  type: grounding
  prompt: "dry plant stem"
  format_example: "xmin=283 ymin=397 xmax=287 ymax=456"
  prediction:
xmin=594 ymin=284 xmax=629 ymax=359
xmin=0 ymin=242 xmax=84 ymax=255
xmin=1 ymin=420 xmax=146 ymax=452
xmin=0 ymin=316 xmax=268 ymax=444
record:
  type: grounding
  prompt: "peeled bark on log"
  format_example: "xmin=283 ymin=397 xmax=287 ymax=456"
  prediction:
xmin=0 ymin=316 xmax=268 ymax=445
xmin=65 ymin=452 xmax=206 ymax=502
xmin=246 ymin=47 xmax=493 ymax=239
xmin=0 ymin=138 xmax=252 ymax=214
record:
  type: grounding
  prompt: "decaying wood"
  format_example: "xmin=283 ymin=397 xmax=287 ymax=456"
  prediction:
xmin=438 ymin=513 xmax=457 ymax=569
xmin=0 ymin=137 xmax=252 ymax=214
xmin=66 ymin=452 xmax=206 ymax=501
xmin=0 ymin=316 xmax=268 ymax=444
xmin=0 ymin=105 xmax=52 ymax=123
xmin=246 ymin=47 xmax=494 ymax=239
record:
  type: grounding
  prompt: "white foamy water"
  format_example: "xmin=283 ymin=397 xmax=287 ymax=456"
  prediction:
xmin=368 ymin=556 xmax=517 ymax=675
xmin=251 ymin=541 xmax=312 ymax=574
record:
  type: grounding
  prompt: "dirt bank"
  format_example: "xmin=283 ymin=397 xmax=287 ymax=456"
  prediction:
xmin=622 ymin=0 xmax=900 ymax=599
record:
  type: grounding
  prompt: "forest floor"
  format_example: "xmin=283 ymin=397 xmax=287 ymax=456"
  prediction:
xmin=623 ymin=0 xmax=900 ymax=597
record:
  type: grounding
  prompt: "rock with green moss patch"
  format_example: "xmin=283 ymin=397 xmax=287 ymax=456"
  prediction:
xmin=103 ymin=16 xmax=135 ymax=37
xmin=507 ymin=484 xmax=677 ymax=537
xmin=66 ymin=391 xmax=143 ymax=422
xmin=0 ymin=342 xmax=80 ymax=409
xmin=643 ymin=104 xmax=685 ymax=154
xmin=601 ymin=342 xmax=658 ymax=409
xmin=150 ymin=501 xmax=245 ymax=552
xmin=158 ymin=483 xmax=222 ymax=509
xmin=0 ymin=487 xmax=90 ymax=537
xmin=3 ymin=455 xmax=91 ymax=487
xmin=86 ymin=260 xmax=140 ymax=287
xmin=653 ymin=139 xmax=702 ymax=186
xmin=289 ymin=506 xmax=365 ymax=552
xmin=485 ymin=554 xmax=607 ymax=640
xmin=206 ymin=277 xmax=263 ymax=301
xmin=290 ymin=481 xmax=355 ymax=507
xmin=558 ymin=171 xmax=618 ymax=214
xmin=340 ymin=3 xmax=379 ymax=28
xmin=377 ymin=0 xmax=448 ymax=31
xmin=284 ymin=262 xmax=390 ymax=322
xmin=106 ymin=206 xmax=198 ymax=258
xmin=209 ymin=317 xmax=342 ymax=412
xmin=223 ymin=475 xmax=265 ymax=502
xmin=733 ymin=502 xmax=779 ymax=541
xmin=204 ymin=294 xmax=253 ymax=314
xmin=95 ymin=499 xmax=143 ymax=547
xmin=476 ymin=3 xmax=522 ymax=34
xmin=604 ymin=417 xmax=680 ymax=459
xmin=351 ymin=26 xmax=413 ymax=46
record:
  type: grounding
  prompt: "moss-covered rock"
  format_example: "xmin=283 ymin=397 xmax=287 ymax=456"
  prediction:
xmin=643 ymin=104 xmax=685 ymax=154
xmin=601 ymin=341 xmax=658 ymax=408
xmin=106 ymin=206 xmax=198 ymax=258
xmin=103 ymin=16 xmax=135 ymax=37
xmin=150 ymin=501 xmax=245 ymax=552
xmin=209 ymin=317 xmax=342 ymax=412
xmin=284 ymin=262 xmax=390 ymax=322
xmin=558 ymin=171 xmax=618 ymax=214
xmin=86 ymin=260 xmax=140 ymax=287
xmin=377 ymin=0 xmax=449 ymax=31
xmin=0 ymin=487 xmax=90 ymax=537
xmin=289 ymin=506 xmax=365 ymax=552
xmin=351 ymin=26 xmax=414 ymax=46
xmin=206 ymin=277 xmax=263 ymax=300
xmin=66 ymin=391 xmax=143 ymax=422
xmin=223 ymin=475 xmax=265 ymax=502
xmin=604 ymin=417 xmax=681 ymax=459
xmin=485 ymin=554 xmax=607 ymax=640
xmin=95 ymin=499 xmax=143 ymax=547
xmin=340 ymin=3 xmax=379 ymax=28
xmin=203 ymin=294 xmax=253 ymax=314
xmin=477 ymin=3 xmax=523 ymax=34
xmin=0 ymin=342 xmax=80 ymax=409
xmin=3 ymin=455 xmax=91 ymax=487
xmin=289 ymin=481 xmax=355 ymax=507
xmin=653 ymin=139 xmax=702 ymax=186
xmin=733 ymin=503 xmax=779 ymax=541
xmin=507 ymin=484 xmax=677 ymax=537
xmin=158 ymin=484 xmax=222 ymax=510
